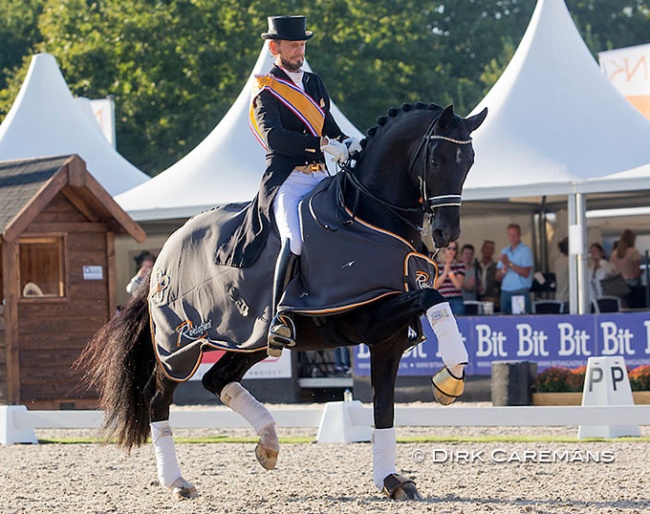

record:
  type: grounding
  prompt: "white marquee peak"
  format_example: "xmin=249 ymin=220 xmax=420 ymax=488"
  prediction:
xmin=0 ymin=53 xmax=149 ymax=196
xmin=465 ymin=0 xmax=650 ymax=199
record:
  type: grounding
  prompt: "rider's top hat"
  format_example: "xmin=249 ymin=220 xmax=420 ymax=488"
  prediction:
xmin=261 ymin=16 xmax=313 ymax=41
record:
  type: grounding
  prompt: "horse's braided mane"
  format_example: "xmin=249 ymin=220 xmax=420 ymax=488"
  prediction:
xmin=351 ymin=102 xmax=440 ymax=166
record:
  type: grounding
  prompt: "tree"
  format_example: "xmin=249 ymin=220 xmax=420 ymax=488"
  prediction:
xmin=0 ymin=0 xmax=648 ymax=175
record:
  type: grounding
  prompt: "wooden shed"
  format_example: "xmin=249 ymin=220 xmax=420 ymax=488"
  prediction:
xmin=0 ymin=155 xmax=145 ymax=408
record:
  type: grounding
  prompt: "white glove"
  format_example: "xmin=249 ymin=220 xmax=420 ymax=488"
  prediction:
xmin=343 ymin=137 xmax=363 ymax=156
xmin=320 ymin=139 xmax=349 ymax=163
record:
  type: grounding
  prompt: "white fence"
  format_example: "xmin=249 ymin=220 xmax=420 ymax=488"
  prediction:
xmin=3 ymin=403 xmax=650 ymax=445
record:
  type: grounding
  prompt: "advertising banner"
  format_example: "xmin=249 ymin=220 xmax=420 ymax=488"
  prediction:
xmin=191 ymin=349 xmax=292 ymax=381
xmin=599 ymin=43 xmax=650 ymax=120
xmin=354 ymin=312 xmax=650 ymax=376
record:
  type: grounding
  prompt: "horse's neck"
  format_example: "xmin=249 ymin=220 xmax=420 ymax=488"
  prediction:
xmin=345 ymin=163 xmax=424 ymax=248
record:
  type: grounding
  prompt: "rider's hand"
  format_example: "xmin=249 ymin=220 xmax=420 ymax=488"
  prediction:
xmin=321 ymin=139 xmax=349 ymax=163
xmin=343 ymin=137 xmax=363 ymax=156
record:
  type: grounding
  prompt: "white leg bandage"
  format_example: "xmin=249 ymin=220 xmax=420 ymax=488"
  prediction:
xmin=426 ymin=302 xmax=468 ymax=369
xmin=372 ymin=427 xmax=397 ymax=491
xmin=150 ymin=420 xmax=182 ymax=488
xmin=220 ymin=382 xmax=275 ymax=434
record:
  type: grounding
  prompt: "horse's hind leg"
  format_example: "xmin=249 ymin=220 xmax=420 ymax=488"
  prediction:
xmin=201 ymin=350 xmax=279 ymax=469
xmin=145 ymin=367 xmax=198 ymax=500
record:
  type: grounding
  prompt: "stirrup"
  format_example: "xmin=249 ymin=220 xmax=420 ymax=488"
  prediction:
xmin=267 ymin=315 xmax=296 ymax=357
xmin=431 ymin=366 xmax=466 ymax=406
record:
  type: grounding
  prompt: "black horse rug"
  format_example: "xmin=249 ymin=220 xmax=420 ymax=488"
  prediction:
xmin=149 ymin=173 xmax=438 ymax=381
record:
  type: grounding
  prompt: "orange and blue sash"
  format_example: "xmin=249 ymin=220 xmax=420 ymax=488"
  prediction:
xmin=249 ymin=74 xmax=325 ymax=149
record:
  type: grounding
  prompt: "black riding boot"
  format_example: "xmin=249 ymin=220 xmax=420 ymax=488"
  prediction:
xmin=268 ymin=241 xmax=299 ymax=357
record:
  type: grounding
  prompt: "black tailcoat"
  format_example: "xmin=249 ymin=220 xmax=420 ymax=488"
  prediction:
xmin=215 ymin=64 xmax=346 ymax=267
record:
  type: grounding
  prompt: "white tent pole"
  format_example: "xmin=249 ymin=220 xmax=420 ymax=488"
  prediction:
xmin=568 ymin=194 xmax=577 ymax=314
xmin=568 ymin=192 xmax=588 ymax=314
xmin=576 ymin=193 xmax=588 ymax=315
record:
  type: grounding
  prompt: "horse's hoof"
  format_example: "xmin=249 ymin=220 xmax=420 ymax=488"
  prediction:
xmin=382 ymin=473 xmax=422 ymax=501
xmin=255 ymin=424 xmax=279 ymax=470
xmin=431 ymin=366 xmax=465 ymax=405
xmin=255 ymin=443 xmax=279 ymax=470
xmin=170 ymin=477 xmax=198 ymax=500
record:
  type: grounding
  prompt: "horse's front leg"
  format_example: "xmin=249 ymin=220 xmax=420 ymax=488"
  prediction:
xmin=370 ymin=338 xmax=422 ymax=501
xmin=202 ymin=350 xmax=279 ymax=470
xmin=371 ymin=288 xmax=469 ymax=404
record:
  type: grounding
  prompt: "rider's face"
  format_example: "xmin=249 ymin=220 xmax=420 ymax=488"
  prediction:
xmin=271 ymin=40 xmax=306 ymax=72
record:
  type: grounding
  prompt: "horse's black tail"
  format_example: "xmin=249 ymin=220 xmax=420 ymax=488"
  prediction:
xmin=77 ymin=276 xmax=155 ymax=450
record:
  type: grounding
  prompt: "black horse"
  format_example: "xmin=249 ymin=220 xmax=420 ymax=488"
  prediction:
xmin=80 ymin=102 xmax=487 ymax=502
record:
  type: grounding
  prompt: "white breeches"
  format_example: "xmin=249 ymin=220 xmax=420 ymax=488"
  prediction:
xmin=273 ymin=169 xmax=328 ymax=255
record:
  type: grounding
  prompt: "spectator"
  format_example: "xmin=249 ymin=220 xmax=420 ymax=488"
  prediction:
xmin=477 ymin=239 xmax=500 ymax=310
xmin=435 ymin=242 xmax=466 ymax=316
xmin=460 ymin=244 xmax=478 ymax=302
xmin=496 ymin=224 xmax=534 ymax=314
xmin=609 ymin=229 xmax=642 ymax=308
xmin=126 ymin=251 xmax=156 ymax=295
xmin=588 ymin=243 xmax=616 ymax=303
xmin=554 ymin=237 xmax=569 ymax=303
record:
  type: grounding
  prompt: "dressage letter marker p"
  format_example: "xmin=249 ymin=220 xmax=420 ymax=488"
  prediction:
xmin=578 ymin=356 xmax=640 ymax=439
xmin=587 ymin=366 xmax=603 ymax=392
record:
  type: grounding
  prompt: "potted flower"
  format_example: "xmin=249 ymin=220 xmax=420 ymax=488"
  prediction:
xmin=532 ymin=366 xmax=585 ymax=405
xmin=532 ymin=365 xmax=650 ymax=405
xmin=629 ymin=365 xmax=650 ymax=403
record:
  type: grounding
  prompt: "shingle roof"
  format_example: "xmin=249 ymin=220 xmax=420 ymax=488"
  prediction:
xmin=0 ymin=155 xmax=70 ymax=234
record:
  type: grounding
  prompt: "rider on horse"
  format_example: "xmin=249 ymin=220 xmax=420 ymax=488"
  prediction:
xmin=250 ymin=15 xmax=361 ymax=356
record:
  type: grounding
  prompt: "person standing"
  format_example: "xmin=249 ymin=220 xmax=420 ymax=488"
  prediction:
xmin=126 ymin=251 xmax=155 ymax=295
xmin=554 ymin=237 xmax=569 ymax=303
xmin=476 ymin=239 xmax=500 ymax=310
xmin=496 ymin=224 xmax=534 ymax=314
xmin=248 ymin=16 xmax=361 ymax=355
xmin=588 ymin=243 xmax=616 ymax=303
xmin=609 ymin=229 xmax=642 ymax=308
xmin=460 ymin=244 xmax=478 ymax=302
xmin=435 ymin=243 xmax=466 ymax=316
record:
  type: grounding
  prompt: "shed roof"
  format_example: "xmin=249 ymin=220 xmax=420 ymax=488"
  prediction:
xmin=0 ymin=155 xmax=145 ymax=243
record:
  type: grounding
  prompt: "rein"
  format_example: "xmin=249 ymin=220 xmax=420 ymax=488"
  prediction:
xmin=341 ymin=169 xmax=424 ymax=232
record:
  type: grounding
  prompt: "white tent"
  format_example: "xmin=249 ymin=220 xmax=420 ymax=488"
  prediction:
xmin=464 ymin=0 xmax=650 ymax=202
xmin=0 ymin=53 xmax=149 ymax=196
xmin=117 ymin=43 xmax=364 ymax=221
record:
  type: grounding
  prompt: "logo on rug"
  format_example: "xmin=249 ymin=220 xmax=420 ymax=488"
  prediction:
xmin=415 ymin=271 xmax=433 ymax=289
xmin=175 ymin=319 xmax=213 ymax=347
xmin=150 ymin=269 xmax=171 ymax=304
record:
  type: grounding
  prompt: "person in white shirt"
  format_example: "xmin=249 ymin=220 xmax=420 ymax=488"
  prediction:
xmin=587 ymin=243 xmax=616 ymax=303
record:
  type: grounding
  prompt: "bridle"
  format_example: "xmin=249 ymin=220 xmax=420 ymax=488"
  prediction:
xmin=340 ymin=111 xmax=472 ymax=234
xmin=409 ymin=118 xmax=472 ymax=215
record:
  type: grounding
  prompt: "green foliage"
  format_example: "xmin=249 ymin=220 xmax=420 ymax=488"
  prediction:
xmin=0 ymin=0 xmax=648 ymax=175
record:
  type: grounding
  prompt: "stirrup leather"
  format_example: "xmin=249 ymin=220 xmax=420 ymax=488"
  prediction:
xmin=267 ymin=314 xmax=296 ymax=357
xmin=431 ymin=366 xmax=466 ymax=406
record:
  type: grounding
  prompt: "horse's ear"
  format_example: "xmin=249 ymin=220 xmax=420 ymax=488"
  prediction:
xmin=436 ymin=104 xmax=456 ymax=130
xmin=465 ymin=107 xmax=488 ymax=133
